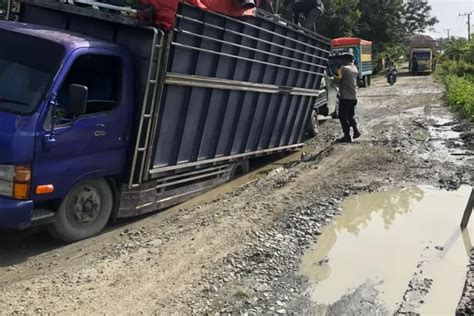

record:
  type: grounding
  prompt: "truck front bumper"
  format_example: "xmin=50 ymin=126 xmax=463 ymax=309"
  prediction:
xmin=0 ymin=197 xmax=33 ymax=229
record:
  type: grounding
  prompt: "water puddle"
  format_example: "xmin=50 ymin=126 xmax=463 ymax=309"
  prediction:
xmin=300 ymin=186 xmax=473 ymax=314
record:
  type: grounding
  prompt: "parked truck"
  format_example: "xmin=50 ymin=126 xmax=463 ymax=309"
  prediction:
xmin=330 ymin=37 xmax=373 ymax=88
xmin=0 ymin=0 xmax=330 ymax=241
xmin=409 ymin=34 xmax=437 ymax=75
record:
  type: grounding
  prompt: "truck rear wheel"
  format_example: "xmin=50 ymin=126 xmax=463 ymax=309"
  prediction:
xmin=50 ymin=178 xmax=113 ymax=242
xmin=230 ymin=160 xmax=250 ymax=180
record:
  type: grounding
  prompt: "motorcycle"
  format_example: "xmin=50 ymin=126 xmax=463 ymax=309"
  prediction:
xmin=387 ymin=65 xmax=398 ymax=86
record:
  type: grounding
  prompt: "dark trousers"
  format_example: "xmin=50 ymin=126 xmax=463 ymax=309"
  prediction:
xmin=339 ymin=99 xmax=358 ymax=137
xmin=293 ymin=1 xmax=317 ymax=24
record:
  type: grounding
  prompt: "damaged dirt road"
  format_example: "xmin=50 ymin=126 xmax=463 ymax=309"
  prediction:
xmin=0 ymin=73 xmax=473 ymax=315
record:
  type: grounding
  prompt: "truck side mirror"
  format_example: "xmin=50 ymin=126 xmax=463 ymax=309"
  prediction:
xmin=68 ymin=84 xmax=88 ymax=116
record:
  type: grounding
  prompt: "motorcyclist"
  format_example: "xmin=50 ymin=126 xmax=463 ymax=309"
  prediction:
xmin=386 ymin=61 xmax=397 ymax=85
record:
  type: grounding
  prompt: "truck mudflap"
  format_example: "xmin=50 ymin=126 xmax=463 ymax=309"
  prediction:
xmin=0 ymin=197 xmax=33 ymax=229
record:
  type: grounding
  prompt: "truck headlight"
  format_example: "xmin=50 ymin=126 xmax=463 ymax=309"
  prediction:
xmin=0 ymin=165 xmax=15 ymax=197
xmin=0 ymin=165 xmax=31 ymax=200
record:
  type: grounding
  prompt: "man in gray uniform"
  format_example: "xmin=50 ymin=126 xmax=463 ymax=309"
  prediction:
xmin=335 ymin=53 xmax=361 ymax=143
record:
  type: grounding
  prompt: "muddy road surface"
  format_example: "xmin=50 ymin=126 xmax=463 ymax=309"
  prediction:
xmin=0 ymin=74 xmax=473 ymax=315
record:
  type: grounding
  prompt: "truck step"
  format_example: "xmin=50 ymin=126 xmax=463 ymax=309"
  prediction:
xmin=31 ymin=208 xmax=56 ymax=225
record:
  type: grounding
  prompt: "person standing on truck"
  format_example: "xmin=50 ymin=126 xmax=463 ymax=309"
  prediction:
xmin=335 ymin=53 xmax=361 ymax=143
xmin=258 ymin=0 xmax=274 ymax=13
xmin=283 ymin=0 xmax=324 ymax=30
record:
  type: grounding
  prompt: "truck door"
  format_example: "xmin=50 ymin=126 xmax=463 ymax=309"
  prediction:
xmin=32 ymin=52 xmax=129 ymax=201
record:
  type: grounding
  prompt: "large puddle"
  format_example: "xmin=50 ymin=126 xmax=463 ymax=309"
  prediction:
xmin=300 ymin=186 xmax=473 ymax=314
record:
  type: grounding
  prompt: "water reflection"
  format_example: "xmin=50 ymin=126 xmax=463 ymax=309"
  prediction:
xmin=303 ymin=187 xmax=425 ymax=284
xmin=340 ymin=186 xmax=425 ymax=234
xmin=300 ymin=186 xmax=472 ymax=314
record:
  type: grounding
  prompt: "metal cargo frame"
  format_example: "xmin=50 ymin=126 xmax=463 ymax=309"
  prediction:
xmin=138 ymin=4 xmax=331 ymax=184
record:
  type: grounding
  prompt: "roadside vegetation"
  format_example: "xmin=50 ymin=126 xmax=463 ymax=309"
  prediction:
xmin=437 ymin=38 xmax=474 ymax=120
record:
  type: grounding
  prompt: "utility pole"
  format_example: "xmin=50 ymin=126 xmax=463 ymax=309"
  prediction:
xmin=459 ymin=12 xmax=473 ymax=41
xmin=443 ymin=28 xmax=451 ymax=39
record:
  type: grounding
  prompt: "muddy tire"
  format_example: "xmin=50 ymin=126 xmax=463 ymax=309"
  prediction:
xmin=50 ymin=178 xmax=113 ymax=243
xmin=358 ymin=76 xmax=367 ymax=88
xmin=307 ymin=109 xmax=320 ymax=137
xmin=230 ymin=160 xmax=249 ymax=180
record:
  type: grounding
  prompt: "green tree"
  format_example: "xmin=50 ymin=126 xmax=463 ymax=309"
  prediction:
xmin=444 ymin=38 xmax=468 ymax=61
xmin=403 ymin=0 xmax=439 ymax=34
xmin=356 ymin=0 xmax=406 ymax=54
xmin=463 ymin=41 xmax=474 ymax=64
xmin=271 ymin=0 xmax=360 ymax=37
xmin=316 ymin=0 xmax=360 ymax=39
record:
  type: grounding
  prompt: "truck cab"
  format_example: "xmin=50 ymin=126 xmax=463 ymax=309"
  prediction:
xmin=409 ymin=34 xmax=437 ymax=75
xmin=307 ymin=72 xmax=339 ymax=137
xmin=410 ymin=48 xmax=434 ymax=74
xmin=0 ymin=21 xmax=132 ymax=238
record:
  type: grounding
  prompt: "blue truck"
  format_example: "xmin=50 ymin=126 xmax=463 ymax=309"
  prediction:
xmin=0 ymin=0 xmax=330 ymax=241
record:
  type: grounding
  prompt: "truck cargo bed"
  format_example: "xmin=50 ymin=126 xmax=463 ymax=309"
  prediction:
xmin=150 ymin=4 xmax=330 ymax=175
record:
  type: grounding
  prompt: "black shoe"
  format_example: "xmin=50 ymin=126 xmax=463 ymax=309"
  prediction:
xmin=353 ymin=130 xmax=361 ymax=139
xmin=336 ymin=136 xmax=352 ymax=143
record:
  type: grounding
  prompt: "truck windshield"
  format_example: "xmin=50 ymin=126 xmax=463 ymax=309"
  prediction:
xmin=413 ymin=51 xmax=431 ymax=60
xmin=0 ymin=29 xmax=65 ymax=115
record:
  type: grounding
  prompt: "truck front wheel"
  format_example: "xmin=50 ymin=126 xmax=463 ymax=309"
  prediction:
xmin=50 ymin=178 xmax=113 ymax=242
xmin=307 ymin=109 xmax=320 ymax=137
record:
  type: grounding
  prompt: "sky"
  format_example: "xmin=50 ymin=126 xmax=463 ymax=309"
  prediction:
xmin=426 ymin=0 xmax=474 ymax=39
